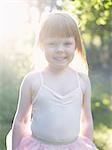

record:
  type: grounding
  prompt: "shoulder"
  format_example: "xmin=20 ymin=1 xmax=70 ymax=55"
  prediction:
xmin=22 ymin=70 xmax=41 ymax=82
xmin=21 ymin=70 xmax=41 ymax=91
xmin=78 ymin=72 xmax=90 ymax=85
xmin=77 ymin=72 xmax=91 ymax=94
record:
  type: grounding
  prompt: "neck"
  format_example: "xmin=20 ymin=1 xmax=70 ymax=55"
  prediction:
xmin=45 ymin=65 xmax=71 ymax=75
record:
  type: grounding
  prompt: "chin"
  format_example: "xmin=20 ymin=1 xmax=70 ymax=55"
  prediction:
xmin=53 ymin=63 xmax=69 ymax=69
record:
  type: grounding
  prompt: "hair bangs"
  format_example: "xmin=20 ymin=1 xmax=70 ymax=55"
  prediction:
xmin=39 ymin=14 xmax=76 ymax=45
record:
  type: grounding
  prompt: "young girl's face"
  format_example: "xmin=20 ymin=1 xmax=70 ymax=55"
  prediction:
xmin=43 ymin=36 xmax=76 ymax=70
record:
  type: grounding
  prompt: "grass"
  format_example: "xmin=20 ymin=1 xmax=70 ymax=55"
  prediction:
xmin=94 ymin=126 xmax=112 ymax=150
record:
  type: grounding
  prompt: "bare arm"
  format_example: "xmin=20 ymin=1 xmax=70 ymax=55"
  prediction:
xmin=12 ymin=73 xmax=32 ymax=150
xmin=79 ymin=74 xmax=93 ymax=140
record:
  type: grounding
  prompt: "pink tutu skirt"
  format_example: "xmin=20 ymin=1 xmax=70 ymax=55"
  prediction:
xmin=16 ymin=135 xmax=99 ymax=150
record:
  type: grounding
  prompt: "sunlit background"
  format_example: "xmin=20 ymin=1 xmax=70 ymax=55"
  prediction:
xmin=0 ymin=0 xmax=112 ymax=150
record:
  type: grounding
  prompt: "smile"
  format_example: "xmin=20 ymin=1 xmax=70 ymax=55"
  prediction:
xmin=54 ymin=57 xmax=67 ymax=61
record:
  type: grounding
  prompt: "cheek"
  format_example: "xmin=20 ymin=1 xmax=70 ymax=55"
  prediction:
xmin=67 ymin=49 xmax=75 ymax=56
xmin=66 ymin=49 xmax=75 ymax=61
xmin=44 ymin=48 xmax=52 ymax=55
xmin=44 ymin=50 xmax=54 ymax=61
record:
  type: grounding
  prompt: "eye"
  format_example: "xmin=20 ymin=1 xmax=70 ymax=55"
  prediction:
xmin=49 ymin=42 xmax=55 ymax=45
xmin=64 ymin=42 xmax=73 ymax=46
xmin=46 ymin=42 xmax=57 ymax=47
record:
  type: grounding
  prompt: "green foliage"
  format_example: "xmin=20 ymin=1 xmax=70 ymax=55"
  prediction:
xmin=0 ymin=1 xmax=112 ymax=149
xmin=90 ymin=71 xmax=112 ymax=150
xmin=94 ymin=126 xmax=112 ymax=150
xmin=63 ymin=0 xmax=112 ymax=30
xmin=63 ymin=0 xmax=112 ymax=69
xmin=0 ymin=23 xmax=34 ymax=150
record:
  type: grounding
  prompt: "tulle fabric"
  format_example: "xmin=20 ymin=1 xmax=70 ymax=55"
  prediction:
xmin=16 ymin=135 xmax=99 ymax=150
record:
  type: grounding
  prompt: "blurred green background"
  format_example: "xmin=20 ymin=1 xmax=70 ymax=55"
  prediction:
xmin=0 ymin=0 xmax=112 ymax=150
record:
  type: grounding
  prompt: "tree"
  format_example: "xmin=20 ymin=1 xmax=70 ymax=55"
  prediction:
xmin=63 ymin=0 xmax=112 ymax=70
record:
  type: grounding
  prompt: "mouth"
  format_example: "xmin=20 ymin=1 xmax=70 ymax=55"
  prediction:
xmin=54 ymin=57 xmax=67 ymax=61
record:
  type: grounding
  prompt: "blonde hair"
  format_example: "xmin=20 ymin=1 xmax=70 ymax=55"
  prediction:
xmin=33 ymin=11 xmax=88 ymax=74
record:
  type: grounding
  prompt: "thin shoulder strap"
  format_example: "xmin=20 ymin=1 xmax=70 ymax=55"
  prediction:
xmin=39 ymin=72 xmax=44 ymax=85
xmin=76 ymin=71 xmax=81 ymax=89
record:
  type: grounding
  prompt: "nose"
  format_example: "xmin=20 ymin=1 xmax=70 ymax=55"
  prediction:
xmin=56 ymin=44 xmax=64 ymax=53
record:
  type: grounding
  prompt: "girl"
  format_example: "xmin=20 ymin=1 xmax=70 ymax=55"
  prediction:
xmin=8 ymin=12 xmax=99 ymax=150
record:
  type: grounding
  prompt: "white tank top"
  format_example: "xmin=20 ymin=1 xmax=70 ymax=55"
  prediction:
xmin=31 ymin=71 xmax=83 ymax=144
